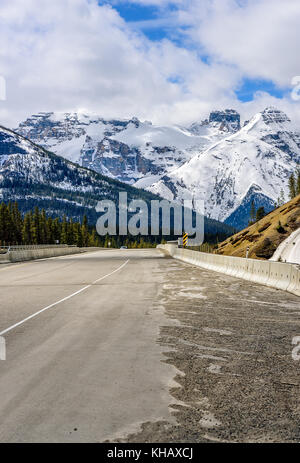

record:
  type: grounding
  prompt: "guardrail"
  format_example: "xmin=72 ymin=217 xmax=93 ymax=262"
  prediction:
xmin=0 ymin=245 xmax=92 ymax=263
xmin=157 ymin=243 xmax=300 ymax=297
xmin=0 ymin=244 xmax=75 ymax=254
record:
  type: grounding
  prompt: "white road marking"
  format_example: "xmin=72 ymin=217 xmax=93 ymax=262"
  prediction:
xmin=0 ymin=259 xmax=130 ymax=336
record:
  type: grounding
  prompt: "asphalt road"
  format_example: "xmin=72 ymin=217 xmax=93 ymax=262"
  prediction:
xmin=0 ymin=248 xmax=300 ymax=443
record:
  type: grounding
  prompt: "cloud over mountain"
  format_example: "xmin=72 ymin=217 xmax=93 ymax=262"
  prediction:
xmin=0 ymin=0 xmax=299 ymax=127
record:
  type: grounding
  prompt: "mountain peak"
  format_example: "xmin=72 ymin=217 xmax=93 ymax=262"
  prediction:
xmin=189 ymin=109 xmax=241 ymax=135
xmin=208 ymin=109 xmax=241 ymax=131
xmin=261 ymin=107 xmax=291 ymax=124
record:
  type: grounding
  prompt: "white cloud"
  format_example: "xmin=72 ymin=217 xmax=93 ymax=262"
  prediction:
xmin=184 ymin=0 xmax=300 ymax=87
xmin=0 ymin=0 xmax=299 ymax=128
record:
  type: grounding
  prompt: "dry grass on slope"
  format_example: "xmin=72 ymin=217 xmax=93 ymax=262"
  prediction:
xmin=216 ymin=195 xmax=300 ymax=260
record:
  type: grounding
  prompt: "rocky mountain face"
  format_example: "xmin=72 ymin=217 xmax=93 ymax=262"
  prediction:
xmin=147 ymin=108 xmax=300 ymax=229
xmin=190 ymin=109 xmax=241 ymax=135
xmin=0 ymin=124 xmax=160 ymax=224
xmin=16 ymin=110 xmax=240 ymax=185
xmin=0 ymin=124 xmax=234 ymax=238
xmin=14 ymin=107 xmax=299 ymax=230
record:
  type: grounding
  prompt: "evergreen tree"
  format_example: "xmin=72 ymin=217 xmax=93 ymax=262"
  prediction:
xmin=52 ymin=218 xmax=61 ymax=243
xmin=0 ymin=201 xmax=112 ymax=248
xmin=256 ymin=206 xmax=266 ymax=222
xmin=288 ymin=173 xmax=296 ymax=199
xmin=22 ymin=212 xmax=31 ymax=244
xmin=39 ymin=209 xmax=47 ymax=244
xmin=60 ymin=215 xmax=68 ymax=244
xmin=73 ymin=222 xmax=81 ymax=247
xmin=249 ymin=200 xmax=256 ymax=225
xmin=104 ymin=234 xmax=110 ymax=248
xmin=33 ymin=207 xmax=41 ymax=243
xmin=80 ymin=215 xmax=89 ymax=247
xmin=46 ymin=217 xmax=54 ymax=244
xmin=296 ymin=167 xmax=300 ymax=196
xmin=89 ymin=229 xmax=97 ymax=247
xmin=0 ymin=203 xmax=9 ymax=244
xmin=12 ymin=202 xmax=22 ymax=243
xmin=30 ymin=210 xmax=38 ymax=244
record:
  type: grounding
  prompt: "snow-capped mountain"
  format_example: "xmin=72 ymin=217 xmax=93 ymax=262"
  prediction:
xmin=15 ymin=106 xmax=299 ymax=230
xmin=15 ymin=110 xmax=240 ymax=185
xmin=0 ymin=124 xmax=235 ymax=238
xmin=189 ymin=109 xmax=241 ymax=135
xmin=0 ymin=124 xmax=159 ymax=223
xmin=147 ymin=108 xmax=300 ymax=229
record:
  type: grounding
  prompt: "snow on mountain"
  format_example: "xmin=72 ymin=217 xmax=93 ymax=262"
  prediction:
xmin=0 ymin=124 xmax=160 ymax=223
xmin=189 ymin=109 xmax=241 ymax=135
xmin=15 ymin=110 xmax=240 ymax=185
xmin=147 ymin=108 xmax=300 ymax=229
xmin=15 ymin=107 xmax=299 ymax=230
xmin=0 ymin=124 xmax=235 ymax=238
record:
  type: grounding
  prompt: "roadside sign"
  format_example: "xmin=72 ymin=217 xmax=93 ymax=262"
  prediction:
xmin=183 ymin=233 xmax=188 ymax=248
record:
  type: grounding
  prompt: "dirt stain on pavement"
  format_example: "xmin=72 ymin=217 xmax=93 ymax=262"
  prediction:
xmin=119 ymin=258 xmax=300 ymax=443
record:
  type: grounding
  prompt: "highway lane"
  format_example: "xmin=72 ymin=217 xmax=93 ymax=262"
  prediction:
xmin=0 ymin=249 xmax=179 ymax=442
xmin=0 ymin=248 xmax=300 ymax=443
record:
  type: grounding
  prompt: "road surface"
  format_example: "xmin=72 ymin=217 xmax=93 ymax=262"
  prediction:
xmin=0 ymin=248 xmax=300 ymax=443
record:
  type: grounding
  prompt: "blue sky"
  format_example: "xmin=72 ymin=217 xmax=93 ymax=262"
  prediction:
xmin=107 ymin=2 xmax=159 ymax=25
xmin=0 ymin=0 xmax=299 ymax=127
xmin=107 ymin=0 xmax=290 ymax=103
xmin=102 ymin=1 xmax=183 ymax=41
xmin=235 ymin=79 xmax=288 ymax=102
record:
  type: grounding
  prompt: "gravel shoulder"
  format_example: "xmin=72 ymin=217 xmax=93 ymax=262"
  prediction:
xmin=120 ymin=257 xmax=300 ymax=443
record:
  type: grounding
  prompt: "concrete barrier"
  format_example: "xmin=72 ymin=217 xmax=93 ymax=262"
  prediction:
xmin=248 ymin=260 xmax=271 ymax=286
xmin=287 ymin=266 xmax=300 ymax=297
xmin=267 ymin=261 xmax=292 ymax=292
xmin=158 ymin=244 xmax=300 ymax=298
xmin=0 ymin=254 xmax=10 ymax=264
xmin=0 ymin=246 xmax=100 ymax=264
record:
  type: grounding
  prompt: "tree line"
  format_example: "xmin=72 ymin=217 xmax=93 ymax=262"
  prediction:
xmin=0 ymin=202 xmax=160 ymax=248
xmin=0 ymin=202 xmax=99 ymax=247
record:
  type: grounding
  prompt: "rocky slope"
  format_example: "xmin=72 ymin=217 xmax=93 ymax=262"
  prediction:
xmin=15 ymin=110 xmax=240 ymax=185
xmin=147 ymin=108 xmax=300 ymax=229
xmin=15 ymin=107 xmax=299 ymax=230
xmin=215 ymin=194 xmax=300 ymax=259
xmin=0 ymin=124 xmax=159 ymax=224
xmin=0 ymin=124 xmax=234 ymax=238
